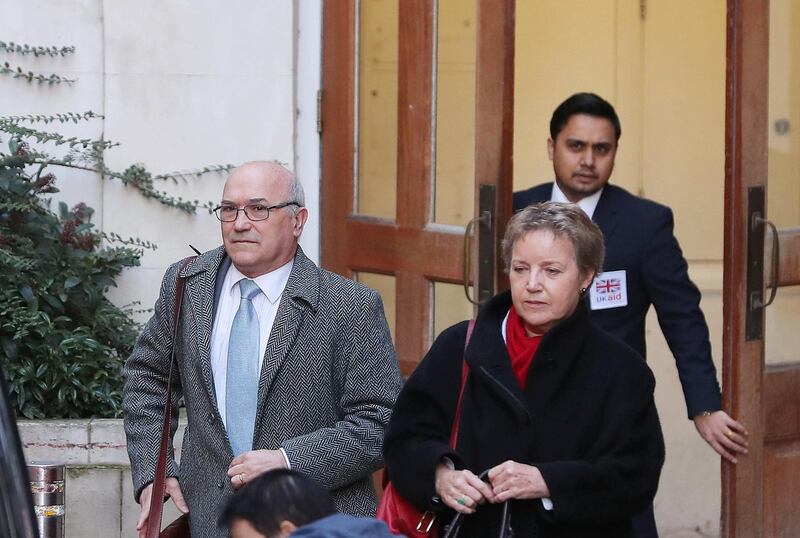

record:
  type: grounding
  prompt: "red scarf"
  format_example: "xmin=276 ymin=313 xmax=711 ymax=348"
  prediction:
xmin=505 ymin=307 xmax=543 ymax=390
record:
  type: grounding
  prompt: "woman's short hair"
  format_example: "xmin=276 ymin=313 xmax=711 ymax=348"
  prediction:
xmin=219 ymin=469 xmax=336 ymax=535
xmin=502 ymin=201 xmax=604 ymax=279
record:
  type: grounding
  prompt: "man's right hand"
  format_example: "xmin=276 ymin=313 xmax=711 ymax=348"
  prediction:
xmin=136 ymin=478 xmax=189 ymax=538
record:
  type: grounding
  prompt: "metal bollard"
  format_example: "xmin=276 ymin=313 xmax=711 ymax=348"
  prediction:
xmin=28 ymin=462 xmax=65 ymax=538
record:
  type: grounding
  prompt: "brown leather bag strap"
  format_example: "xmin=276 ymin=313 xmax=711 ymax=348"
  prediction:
xmin=146 ymin=257 xmax=194 ymax=538
xmin=449 ymin=319 xmax=475 ymax=449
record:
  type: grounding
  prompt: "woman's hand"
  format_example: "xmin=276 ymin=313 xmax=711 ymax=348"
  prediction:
xmin=434 ymin=463 xmax=495 ymax=514
xmin=487 ymin=460 xmax=549 ymax=502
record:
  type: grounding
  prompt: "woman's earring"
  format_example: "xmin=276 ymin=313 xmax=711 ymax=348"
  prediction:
xmin=579 ymin=287 xmax=587 ymax=295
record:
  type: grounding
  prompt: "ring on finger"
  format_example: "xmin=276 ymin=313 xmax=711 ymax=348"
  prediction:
xmin=456 ymin=497 xmax=467 ymax=506
xmin=238 ymin=473 xmax=246 ymax=484
xmin=725 ymin=430 xmax=733 ymax=438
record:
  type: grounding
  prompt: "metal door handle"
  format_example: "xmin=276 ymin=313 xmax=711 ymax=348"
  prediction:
xmin=462 ymin=211 xmax=491 ymax=305
xmin=757 ymin=216 xmax=779 ymax=307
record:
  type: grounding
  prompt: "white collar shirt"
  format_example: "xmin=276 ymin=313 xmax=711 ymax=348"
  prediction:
xmin=550 ymin=182 xmax=604 ymax=219
xmin=210 ymin=259 xmax=293 ymax=429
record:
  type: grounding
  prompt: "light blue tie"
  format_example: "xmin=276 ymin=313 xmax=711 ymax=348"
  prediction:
xmin=226 ymin=279 xmax=262 ymax=456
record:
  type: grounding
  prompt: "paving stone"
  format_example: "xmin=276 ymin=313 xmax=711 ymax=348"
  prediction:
xmin=65 ymin=465 xmax=123 ymax=538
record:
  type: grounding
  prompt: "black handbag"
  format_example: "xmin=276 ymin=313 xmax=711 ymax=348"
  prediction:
xmin=441 ymin=471 xmax=514 ymax=538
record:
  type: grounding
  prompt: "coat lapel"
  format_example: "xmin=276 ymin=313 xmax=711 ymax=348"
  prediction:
xmin=467 ymin=293 xmax=530 ymax=419
xmin=255 ymin=247 xmax=320 ymax=430
xmin=181 ymin=246 xmax=226 ymax=408
xmin=591 ymin=186 xmax=622 ymax=246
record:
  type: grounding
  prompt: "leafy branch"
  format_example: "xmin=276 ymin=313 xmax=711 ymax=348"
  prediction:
xmin=101 ymin=232 xmax=157 ymax=250
xmin=1 ymin=111 xmax=102 ymax=124
xmin=1 ymin=61 xmax=76 ymax=84
xmin=0 ymin=120 xmax=118 ymax=152
xmin=0 ymin=41 xmax=75 ymax=57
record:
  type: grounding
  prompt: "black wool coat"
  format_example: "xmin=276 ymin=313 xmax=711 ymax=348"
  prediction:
xmin=384 ymin=291 xmax=665 ymax=538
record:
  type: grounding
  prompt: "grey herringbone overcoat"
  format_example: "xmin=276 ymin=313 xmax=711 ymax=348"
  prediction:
xmin=123 ymin=246 xmax=402 ymax=538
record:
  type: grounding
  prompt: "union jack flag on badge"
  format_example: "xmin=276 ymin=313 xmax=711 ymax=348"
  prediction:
xmin=589 ymin=270 xmax=628 ymax=310
xmin=595 ymin=278 xmax=621 ymax=294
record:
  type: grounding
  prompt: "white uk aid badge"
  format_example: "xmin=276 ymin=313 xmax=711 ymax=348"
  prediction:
xmin=589 ymin=270 xmax=628 ymax=310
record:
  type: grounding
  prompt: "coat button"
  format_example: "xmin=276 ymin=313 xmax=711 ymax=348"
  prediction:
xmin=217 ymin=480 xmax=224 ymax=489
xmin=208 ymin=413 xmax=214 ymax=423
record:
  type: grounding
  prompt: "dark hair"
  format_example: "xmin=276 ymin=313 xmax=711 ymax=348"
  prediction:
xmin=550 ymin=92 xmax=621 ymax=141
xmin=219 ymin=469 xmax=337 ymax=535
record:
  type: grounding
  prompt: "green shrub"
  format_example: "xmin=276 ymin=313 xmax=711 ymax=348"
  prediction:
xmin=0 ymin=139 xmax=151 ymax=418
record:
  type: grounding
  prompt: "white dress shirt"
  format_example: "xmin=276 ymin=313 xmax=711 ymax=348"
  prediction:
xmin=550 ymin=182 xmax=603 ymax=219
xmin=210 ymin=260 xmax=293 ymax=433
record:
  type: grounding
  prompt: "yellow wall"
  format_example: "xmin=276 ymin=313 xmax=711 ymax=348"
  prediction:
xmin=514 ymin=0 xmax=642 ymax=196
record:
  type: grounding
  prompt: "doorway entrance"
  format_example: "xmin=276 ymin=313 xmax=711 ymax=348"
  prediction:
xmin=320 ymin=1 xmax=800 ymax=534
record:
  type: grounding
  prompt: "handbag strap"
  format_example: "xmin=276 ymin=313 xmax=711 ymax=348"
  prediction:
xmin=449 ymin=319 xmax=475 ymax=449
xmin=380 ymin=319 xmax=477 ymax=493
xmin=145 ymin=257 xmax=194 ymax=538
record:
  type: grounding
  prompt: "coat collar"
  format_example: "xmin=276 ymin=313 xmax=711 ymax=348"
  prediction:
xmin=179 ymin=244 xmax=319 ymax=309
xmin=465 ymin=290 xmax=592 ymax=413
xmin=181 ymin=245 xmax=226 ymax=278
xmin=281 ymin=246 xmax=321 ymax=313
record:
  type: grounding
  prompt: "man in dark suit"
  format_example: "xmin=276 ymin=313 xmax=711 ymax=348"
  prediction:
xmin=123 ymin=161 xmax=402 ymax=538
xmin=514 ymin=93 xmax=748 ymax=537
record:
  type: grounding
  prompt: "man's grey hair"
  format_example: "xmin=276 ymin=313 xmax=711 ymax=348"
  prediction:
xmin=502 ymin=201 xmax=604 ymax=279
xmin=286 ymin=171 xmax=305 ymax=211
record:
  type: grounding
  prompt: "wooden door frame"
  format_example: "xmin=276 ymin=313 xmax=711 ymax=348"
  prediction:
xmin=722 ymin=0 xmax=768 ymax=534
xmin=724 ymin=1 xmax=800 ymax=535
xmin=320 ymin=0 xmax=514 ymax=374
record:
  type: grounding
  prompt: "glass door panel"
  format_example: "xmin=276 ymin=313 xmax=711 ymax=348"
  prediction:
xmin=433 ymin=281 xmax=474 ymax=343
xmin=357 ymin=0 xmax=398 ymax=219
xmin=433 ymin=0 xmax=476 ymax=226
xmin=355 ymin=272 xmax=397 ymax=343
xmin=764 ymin=0 xmax=800 ymax=366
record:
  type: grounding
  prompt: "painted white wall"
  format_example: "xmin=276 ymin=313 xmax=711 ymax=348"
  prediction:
xmin=0 ymin=0 xmax=322 ymax=320
xmin=295 ymin=0 xmax=323 ymax=263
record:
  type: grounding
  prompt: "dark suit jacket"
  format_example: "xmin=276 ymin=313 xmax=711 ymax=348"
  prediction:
xmin=514 ymin=183 xmax=721 ymax=418
xmin=123 ymin=246 xmax=402 ymax=538
xmin=385 ymin=292 xmax=665 ymax=537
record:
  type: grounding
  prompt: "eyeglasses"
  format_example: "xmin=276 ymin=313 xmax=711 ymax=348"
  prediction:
xmin=213 ymin=201 xmax=301 ymax=222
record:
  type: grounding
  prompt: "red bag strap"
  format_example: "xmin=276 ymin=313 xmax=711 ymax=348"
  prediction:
xmin=449 ymin=319 xmax=475 ymax=449
xmin=146 ymin=257 xmax=194 ymax=538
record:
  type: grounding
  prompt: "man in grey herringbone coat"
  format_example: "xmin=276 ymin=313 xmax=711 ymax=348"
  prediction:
xmin=123 ymin=162 xmax=402 ymax=538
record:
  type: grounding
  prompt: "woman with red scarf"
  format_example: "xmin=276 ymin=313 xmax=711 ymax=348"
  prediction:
xmin=383 ymin=202 xmax=665 ymax=537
